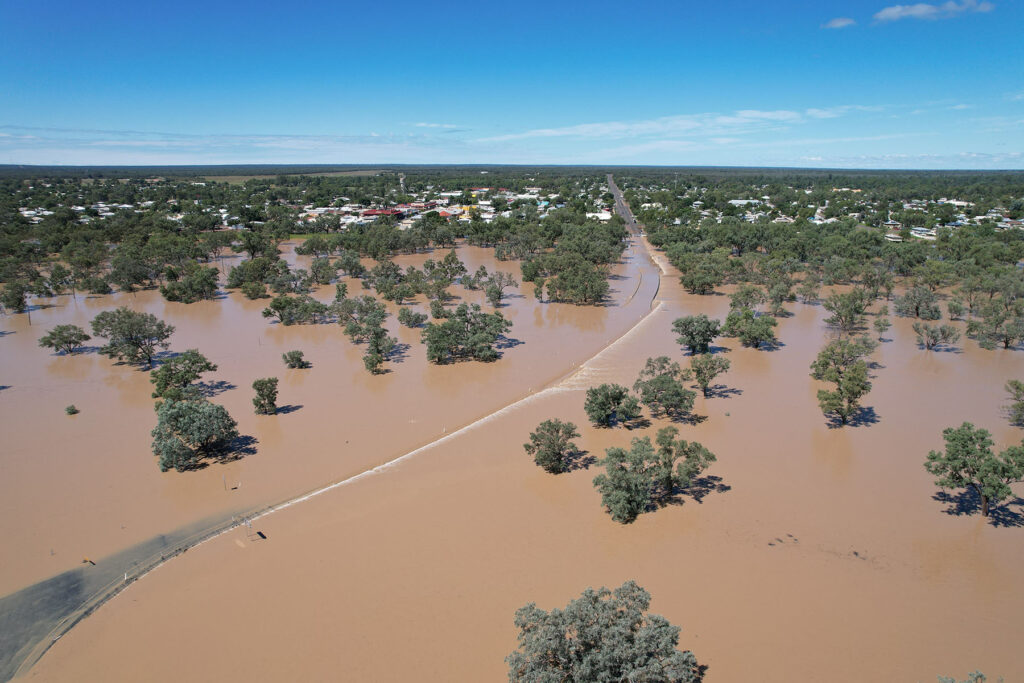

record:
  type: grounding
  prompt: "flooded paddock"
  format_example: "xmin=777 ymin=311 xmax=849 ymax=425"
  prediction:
xmin=0 ymin=239 xmax=660 ymax=597
xmin=21 ymin=236 xmax=1024 ymax=682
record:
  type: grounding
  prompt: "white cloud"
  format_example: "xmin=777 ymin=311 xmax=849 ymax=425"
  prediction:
xmin=414 ymin=122 xmax=457 ymax=129
xmin=874 ymin=1 xmax=994 ymax=23
xmin=710 ymin=137 xmax=741 ymax=145
xmin=823 ymin=17 xmax=856 ymax=28
xmin=949 ymin=103 xmax=972 ymax=110
xmin=475 ymin=105 xmax=881 ymax=144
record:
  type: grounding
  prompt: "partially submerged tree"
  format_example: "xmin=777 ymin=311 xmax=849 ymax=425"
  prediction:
xmin=421 ymin=303 xmax=512 ymax=364
xmin=722 ymin=309 xmax=777 ymax=349
xmin=822 ymin=288 xmax=870 ymax=337
xmin=690 ymin=354 xmax=731 ymax=397
xmin=1 ymin=281 xmax=30 ymax=313
xmin=150 ymin=349 xmax=218 ymax=401
xmin=913 ymin=322 xmax=961 ymax=351
xmin=671 ymin=314 xmax=721 ymax=355
xmin=397 ymin=306 xmax=428 ymax=328
xmin=151 ymin=399 xmax=239 ymax=472
xmin=252 ymin=377 xmax=279 ymax=415
xmin=925 ymin=422 xmax=1024 ymax=517
xmin=593 ymin=437 xmax=655 ymax=523
xmin=160 ymin=262 xmax=219 ymax=303
xmin=523 ymin=419 xmax=581 ymax=474
xmin=485 ymin=271 xmax=518 ymax=307
xmin=38 ymin=324 xmax=91 ymax=355
xmin=810 ymin=336 xmax=876 ymax=425
xmin=507 ymin=581 xmax=703 ymax=683
xmin=653 ymin=426 xmax=716 ymax=501
xmin=632 ymin=356 xmax=695 ymax=420
xmin=966 ymin=301 xmax=1024 ymax=350
xmin=91 ymin=307 xmax=175 ymax=367
xmin=894 ymin=285 xmax=941 ymax=320
xmin=873 ymin=314 xmax=892 ymax=340
xmin=584 ymin=383 xmax=641 ymax=427
xmin=282 ymin=350 xmax=310 ymax=369
xmin=1007 ymin=379 xmax=1024 ymax=427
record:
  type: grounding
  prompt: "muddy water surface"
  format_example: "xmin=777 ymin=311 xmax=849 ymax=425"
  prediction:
xmin=25 ymin=249 xmax=1024 ymax=681
xmin=0 ymin=239 xmax=659 ymax=596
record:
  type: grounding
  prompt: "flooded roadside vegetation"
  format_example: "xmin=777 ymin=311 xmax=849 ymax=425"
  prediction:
xmin=3 ymin=166 xmax=1024 ymax=681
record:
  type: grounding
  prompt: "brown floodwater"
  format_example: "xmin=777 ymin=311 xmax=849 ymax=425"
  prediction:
xmin=17 ymin=235 xmax=1024 ymax=682
xmin=0 ymin=238 xmax=660 ymax=596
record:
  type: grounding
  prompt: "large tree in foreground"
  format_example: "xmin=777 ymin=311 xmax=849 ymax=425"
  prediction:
xmin=925 ymin=422 xmax=1024 ymax=517
xmin=507 ymin=581 xmax=703 ymax=682
xmin=151 ymin=399 xmax=238 ymax=472
xmin=91 ymin=307 xmax=175 ymax=367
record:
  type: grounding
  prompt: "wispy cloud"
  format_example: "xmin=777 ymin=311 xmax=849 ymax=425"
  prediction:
xmin=0 ymin=125 xmax=471 ymax=165
xmin=874 ymin=1 xmax=994 ymax=23
xmin=414 ymin=122 xmax=458 ymax=129
xmin=475 ymin=105 xmax=879 ymax=143
xmin=949 ymin=103 xmax=973 ymax=110
xmin=822 ymin=17 xmax=856 ymax=28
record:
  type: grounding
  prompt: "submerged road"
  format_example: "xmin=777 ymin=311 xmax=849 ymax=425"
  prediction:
xmin=0 ymin=175 xmax=658 ymax=681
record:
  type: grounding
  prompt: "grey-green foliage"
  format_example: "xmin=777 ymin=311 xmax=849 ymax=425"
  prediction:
xmin=690 ymin=354 xmax=730 ymax=397
xmin=507 ymin=581 xmax=702 ymax=683
xmin=593 ymin=436 xmax=656 ymax=523
xmin=966 ymin=301 xmax=1024 ymax=350
xmin=282 ymin=350 xmax=310 ymax=369
xmin=421 ymin=302 xmax=512 ymax=364
xmin=653 ymin=426 xmax=716 ymax=499
xmin=261 ymin=294 xmax=329 ymax=325
xmin=1 ymin=281 xmax=30 ymax=313
xmin=397 ymin=306 xmax=428 ymax=328
xmin=523 ymin=418 xmax=581 ymax=474
xmin=913 ymin=322 xmax=960 ymax=350
xmin=810 ymin=336 xmax=876 ymax=426
xmin=671 ymin=315 xmax=721 ymax=355
xmin=91 ymin=307 xmax=175 ymax=367
xmin=252 ymin=377 xmax=279 ymax=415
xmin=309 ymin=257 xmax=339 ymax=285
xmin=151 ymin=399 xmax=239 ymax=472
xmin=873 ymin=315 xmax=891 ymax=340
xmin=937 ymin=672 xmax=994 ymax=683
xmin=39 ymin=324 xmax=91 ymax=355
xmin=335 ymin=295 xmax=388 ymax=341
xmin=632 ymin=356 xmax=695 ymax=420
xmin=363 ymin=328 xmax=397 ymax=374
xmin=584 ymin=383 xmax=641 ymax=427
xmin=1007 ymin=379 xmax=1024 ymax=427
xmin=729 ymin=283 xmax=765 ymax=312
xmin=925 ymin=422 xmax=1024 ymax=518
xmin=65 ymin=404 xmax=79 ymax=415
xmin=894 ymin=285 xmax=942 ymax=320
xmin=150 ymin=349 xmax=218 ymax=401
xmin=722 ymin=309 xmax=777 ymax=348
xmin=822 ymin=288 xmax=870 ymax=336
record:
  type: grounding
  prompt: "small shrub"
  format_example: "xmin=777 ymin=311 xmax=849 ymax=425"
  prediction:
xmin=65 ymin=404 xmax=79 ymax=415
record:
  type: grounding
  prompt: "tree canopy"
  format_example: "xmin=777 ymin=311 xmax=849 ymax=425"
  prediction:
xmin=507 ymin=581 xmax=703 ymax=683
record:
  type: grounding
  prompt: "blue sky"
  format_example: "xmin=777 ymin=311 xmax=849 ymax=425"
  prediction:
xmin=1 ymin=0 xmax=1021 ymax=168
